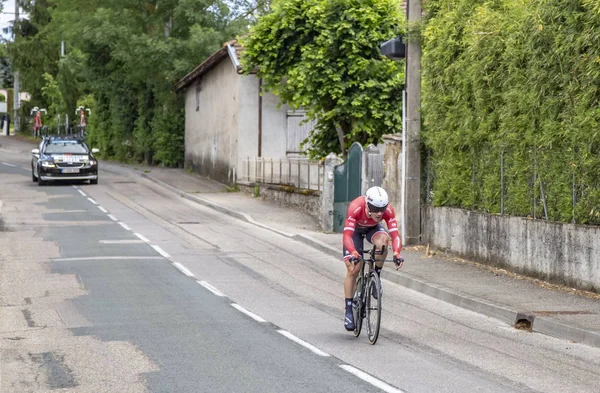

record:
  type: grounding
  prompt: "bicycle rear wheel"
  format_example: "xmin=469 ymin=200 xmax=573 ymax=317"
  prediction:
xmin=352 ymin=275 xmax=364 ymax=337
xmin=366 ymin=273 xmax=382 ymax=344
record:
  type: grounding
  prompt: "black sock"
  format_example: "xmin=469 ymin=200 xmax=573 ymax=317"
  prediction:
xmin=375 ymin=267 xmax=382 ymax=276
xmin=345 ymin=298 xmax=353 ymax=312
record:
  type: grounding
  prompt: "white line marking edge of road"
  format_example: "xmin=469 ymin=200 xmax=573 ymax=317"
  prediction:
xmin=108 ymin=214 xmax=118 ymax=221
xmin=173 ymin=262 xmax=195 ymax=277
xmin=151 ymin=245 xmax=170 ymax=258
xmin=277 ymin=330 xmax=329 ymax=357
xmin=198 ymin=281 xmax=226 ymax=297
xmin=134 ymin=233 xmax=150 ymax=243
xmin=98 ymin=206 xmax=108 ymax=213
xmin=339 ymin=365 xmax=405 ymax=393
xmin=232 ymin=303 xmax=267 ymax=323
xmin=118 ymin=222 xmax=132 ymax=231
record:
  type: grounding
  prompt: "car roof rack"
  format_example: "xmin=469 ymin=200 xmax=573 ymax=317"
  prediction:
xmin=42 ymin=134 xmax=85 ymax=142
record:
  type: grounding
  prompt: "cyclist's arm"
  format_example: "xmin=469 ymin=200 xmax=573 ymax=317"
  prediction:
xmin=342 ymin=200 xmax=362 ymax=261
xmin=384 ymin=206 xmax=402 ymax=255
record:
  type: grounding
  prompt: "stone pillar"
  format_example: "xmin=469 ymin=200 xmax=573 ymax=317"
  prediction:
xmin=382 ymin=134 xmax=403 ymax=240
xmin=361 ymin=144 xmax=381 ymax=195
xmin=321 ymin=153 xmax=343 ymax=232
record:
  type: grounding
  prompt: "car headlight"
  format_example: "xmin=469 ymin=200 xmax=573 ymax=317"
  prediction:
xmin=41 ymin=162 xmax=56 ymax=168
xmin=89 ymin=160 xmax=97 ymax=166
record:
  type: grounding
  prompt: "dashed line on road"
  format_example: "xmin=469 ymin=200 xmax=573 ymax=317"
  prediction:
xmin=78 ymin=190 xmax=87 ymax=197
xmin=135 ymin=233 xmax=150 ymax=243
xmin=87 ymin=197 xmax=98 ymax=205
xmin=151 ymin=245 xmax=170 ymax=258
xmin=98 ymin=206 xmax=108 ymax=213
xmin=232 ymin=303 xmax=267 ymax=323
xmin=277 ymin=330 xmax=329 ymax=357
xmin=173 ymin=262 xmax=194 ymax=277
xmin=198 ymin=281 xmax=226 ymax=297
xmin=339 ymin=365 xmax=405 ymax=393
xmin=1 ymin=162 xmax=16 ymax=167
xmin=119 ymin=222 xmax=132 ymax=231
xmin=108 ymin=214 xmax=118 ymax=221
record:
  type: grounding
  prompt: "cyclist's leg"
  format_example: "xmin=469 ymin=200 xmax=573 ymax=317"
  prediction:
xmin=365 ymin=225 xmax=389 ymax=298
xmin=365 ymin=224 xmax=389 ymax=268
xmin=343 ymin=229 xmax=366 ymax=330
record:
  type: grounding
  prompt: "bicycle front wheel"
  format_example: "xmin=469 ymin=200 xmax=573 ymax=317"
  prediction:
xmin=366 ymin=273 xmax=382 ymax=345
xmin=352 ymin=275 xmax=364 ymax=337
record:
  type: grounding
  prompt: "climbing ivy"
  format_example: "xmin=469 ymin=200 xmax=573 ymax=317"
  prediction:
xmin=422 ymin=0 xmax=600 ymax=224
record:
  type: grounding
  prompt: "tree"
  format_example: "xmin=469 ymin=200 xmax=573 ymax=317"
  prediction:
xmin=241 ymin=0 xmax=404 ymax=157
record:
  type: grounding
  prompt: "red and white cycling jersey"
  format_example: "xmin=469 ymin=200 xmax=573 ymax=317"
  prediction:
xmin=342 ymin=196 xmax=402 ymax=256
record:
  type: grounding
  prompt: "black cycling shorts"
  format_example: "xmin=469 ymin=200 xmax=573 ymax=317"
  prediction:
xmin=343 ymin=224 xmax=388 ymax=259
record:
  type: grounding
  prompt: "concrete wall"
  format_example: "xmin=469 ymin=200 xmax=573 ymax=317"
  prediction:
xmin=239 ymin=183 xmax=322 ymax=223
xmin=260 ymin=92 xmax=288 ymax=158
xmin=184 ymin=59 xmax=239 ymax=184
xmin=236 ymin=76 xmax=259 ymax=176
xmin=422 ymin=205 xmax=600 ymax=291
xmin=381 ymin=135 xmax=403 ymax=223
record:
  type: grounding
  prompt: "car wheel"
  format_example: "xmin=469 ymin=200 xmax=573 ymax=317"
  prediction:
xmin=32 ymin=165 xmax=38 ymax=182
xmin=90 ymin=177 xmax=98 ymax=185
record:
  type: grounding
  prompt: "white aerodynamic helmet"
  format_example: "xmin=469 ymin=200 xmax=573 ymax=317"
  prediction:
xmin=365 ymin=186 xmax=389 ymax=212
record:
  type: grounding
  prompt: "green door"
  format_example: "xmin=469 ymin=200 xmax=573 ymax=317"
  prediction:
xmin=333 ymin=142 xmax=363 ymax=233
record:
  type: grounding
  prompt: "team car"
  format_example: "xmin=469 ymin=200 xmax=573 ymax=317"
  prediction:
xmin=31 ymin=136 xmax=99 ymax=185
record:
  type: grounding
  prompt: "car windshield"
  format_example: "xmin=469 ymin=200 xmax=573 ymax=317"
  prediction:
xmin=44 ymin=142 xmax=88 ymax=154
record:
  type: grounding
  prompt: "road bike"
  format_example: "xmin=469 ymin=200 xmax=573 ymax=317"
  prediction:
xmin=351 ymin=245 xmax=403 ymax=345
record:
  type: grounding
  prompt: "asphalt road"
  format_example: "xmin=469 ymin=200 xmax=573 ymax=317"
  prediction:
xmin=2 ymin=145 xmax=600 ymax=393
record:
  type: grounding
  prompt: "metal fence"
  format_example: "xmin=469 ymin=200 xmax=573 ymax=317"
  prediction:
xmin=240 ymin=157 xmax=324 ymax=191
xmin=425 ymin=147 xmax=600 ymax=225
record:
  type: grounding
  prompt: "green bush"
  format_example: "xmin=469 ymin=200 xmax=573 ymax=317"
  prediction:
xmin=422 ymin=0 xmax=600 ymax=224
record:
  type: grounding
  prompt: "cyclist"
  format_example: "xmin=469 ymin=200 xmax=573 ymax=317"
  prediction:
xmin=342 ymin=186 xmax=403 ymax=331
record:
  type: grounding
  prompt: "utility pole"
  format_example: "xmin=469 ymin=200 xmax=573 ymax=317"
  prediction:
xmin=404 ymin=0 xmax=422 ymax=245
xmin=13 ymin=1 xmax=20 ymax=134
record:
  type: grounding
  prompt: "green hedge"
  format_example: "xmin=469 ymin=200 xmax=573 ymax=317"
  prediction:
xmin=422 ymin=0 xmax=600 ymax=224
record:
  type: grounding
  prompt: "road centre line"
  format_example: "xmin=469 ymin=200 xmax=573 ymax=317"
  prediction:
xmin=1 ymin=162 xmax=16 ymax=167
xmin=135 ymin=233 xmax=150 ymax=243
xmin=173 ymin=262 xmax=195 ymax=277
xmin=198 ymin=281 xmax=226 ymax=297
xmin=108 ymin=214 xmax=118 ymax=221
xmin=87 ymin=197 xmax=98 ymax=205
xmin=277 ymin=330 xmax=329 ymax=357
xmin=151 ymin=245 xmax=170 ymax=258
xmin=119 ymin=222 xmax=132 ymax=231
xmin=339 ymin=365 xmax=405 ymax=393
xmin=232 ymin=304 xmax=267 ymax=323
xmin=98 ymin=206 xmax=108 ymax=213
xmin=78 ymin=190 xmax=87 ymax=197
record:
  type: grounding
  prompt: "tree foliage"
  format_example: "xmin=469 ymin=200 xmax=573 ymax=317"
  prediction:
xmin=6 ymin=0 xmax=258 ymax=166
xmin=422 ymin=0 xmax=600 ymax=224
xmin=241 ymin=0 xmax=404 ymax=157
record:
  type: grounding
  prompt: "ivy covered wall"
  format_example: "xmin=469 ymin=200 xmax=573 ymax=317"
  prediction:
xmin=422 ymin=0 xmax=600 ymax=224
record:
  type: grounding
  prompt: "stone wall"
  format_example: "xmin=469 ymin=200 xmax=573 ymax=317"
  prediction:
xmin=422 ymin=205 xmax=600 ymax=291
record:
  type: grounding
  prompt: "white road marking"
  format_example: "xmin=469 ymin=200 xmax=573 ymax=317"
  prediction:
xmin=99 ymin=240 xmax=144 ymax=244
xmin=151 ymin=245 xmax=170 ymax=258
xmin=277 ymin=330 xmax=329 ymax=356
xmin=173 ymin=262 xmax=195 ymax=277
xmin=232 ymin=304 xmax=267 ymax=323
xmin=53 ymin=256 xmax=164 ymax=261
xmin=1 ymin=162 xmax=16 ymax=167
xmin=134 ymin=233 xmax=150 ymax=243
xmin=119 ymin=222 xmax=132 ymax=231
xmin=87 ymin=197 xmax=98 ymax=205
xmin=198 ymin=281 xmax=226 ymax=297
xmin=98 ymin=206 xmax=108 ymax=213
xmin=339 ymin=365 xmax=405 ymax=393
xmin=108 ymin=214 xmax=118 ymax=221
xmin=78 ymin=190 xmax=87 ymax=197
